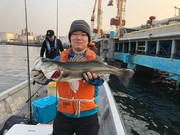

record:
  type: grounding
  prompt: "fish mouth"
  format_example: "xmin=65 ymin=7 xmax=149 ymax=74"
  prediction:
xmin=43 ymin=69 xmax=61 ymax=80
xmin=51 ymin=70 xmax=61 ymax=79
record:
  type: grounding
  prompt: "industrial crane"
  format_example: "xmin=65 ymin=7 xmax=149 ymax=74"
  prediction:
xmin=91 ymin=0 xmax=126 ymax=39
xmin=91 ymin=0 xmax=103 ymax=40
xmin=91 ymin=0 xmax=97 ymax=32
xmin=108 ymin=0 xmax=126 ymax=37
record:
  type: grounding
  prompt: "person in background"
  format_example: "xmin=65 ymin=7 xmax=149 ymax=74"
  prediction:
xmin=88 ymin=41 xmax=100 ymax=56
xmin=40 ymin=30 xmax=64 ymax=59
xmin=32 ymin=20 xmax=104 ymax=135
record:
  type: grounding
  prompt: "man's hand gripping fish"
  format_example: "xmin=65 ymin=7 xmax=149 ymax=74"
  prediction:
xmin=32 ymin=56 xmax=134 ymax=93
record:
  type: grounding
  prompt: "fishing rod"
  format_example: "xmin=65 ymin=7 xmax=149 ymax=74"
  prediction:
xmin=24 ymin=0 xmax=33 ymax=124
xmin=25 ymin=85 xmax=43 ymax=104
xmin=56 ymin=0 xmax=59 ymax=38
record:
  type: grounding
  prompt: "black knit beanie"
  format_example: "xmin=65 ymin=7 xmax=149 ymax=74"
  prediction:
xmin=68 ymin=20 xmax=91 ymax=42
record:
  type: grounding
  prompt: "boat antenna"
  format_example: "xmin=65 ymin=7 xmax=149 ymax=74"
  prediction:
xmin=24 ymin=0 xmax=33 ymax=124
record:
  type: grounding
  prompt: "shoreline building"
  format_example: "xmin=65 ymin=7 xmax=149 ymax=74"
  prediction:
xmin=0 ymin=28 xmax=44 ymax=45
xmin=0 ymin=32 xmax=18 ymax=44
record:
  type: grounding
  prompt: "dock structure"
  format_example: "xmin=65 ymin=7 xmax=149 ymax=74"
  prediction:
xmin=99 ymin=21 xmax=180 ymax=89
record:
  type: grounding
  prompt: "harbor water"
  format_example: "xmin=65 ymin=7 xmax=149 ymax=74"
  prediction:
xmin=0 ymin=45 xmax=179 ymax=135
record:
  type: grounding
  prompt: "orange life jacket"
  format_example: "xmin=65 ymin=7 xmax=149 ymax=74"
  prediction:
xmin=88 ymin=42 xmax=95 ymax=47
xmin=57 ymin=48 xmax=98 ymax=116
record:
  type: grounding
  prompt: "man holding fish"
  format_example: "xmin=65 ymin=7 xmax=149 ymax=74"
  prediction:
xmin=33 ymin=20 xmax=105 ymax=135
xmin=32 ymin=20 xmax=134 ymax=135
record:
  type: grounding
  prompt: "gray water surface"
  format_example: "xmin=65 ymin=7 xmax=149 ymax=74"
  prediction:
xmin=0 ymin=45 xmax=40 ymax=92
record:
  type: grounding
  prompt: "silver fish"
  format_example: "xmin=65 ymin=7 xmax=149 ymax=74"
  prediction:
xmin=32 ymin=56 xmax=134 ymax=92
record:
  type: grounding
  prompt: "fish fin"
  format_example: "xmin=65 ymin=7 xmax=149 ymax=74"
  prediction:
xmin=117 ymin=69 xmax=134 ymax=87
xmin=99 ymin=74 xmax=110 ymax=82
xmin=93 ymin=56 xmax=105 ymax=63
xmin=68 ymin=55 xmax=85 ymax=62
xmin=69 ymin=81 xmax=80 ymax=93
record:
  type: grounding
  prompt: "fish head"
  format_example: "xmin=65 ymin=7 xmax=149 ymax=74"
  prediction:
xmin=33 ymin=57 xmax=62 ymax=80
xmin=33 ymin=57 xmax=44 ymax=70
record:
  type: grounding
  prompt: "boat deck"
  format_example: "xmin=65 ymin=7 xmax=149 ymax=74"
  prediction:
xmin=0 ymin=80 xmax=127 ymax=135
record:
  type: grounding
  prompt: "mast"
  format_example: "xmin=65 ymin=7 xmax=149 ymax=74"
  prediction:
xmin=24 ymin=0 xmax=33 ymax=124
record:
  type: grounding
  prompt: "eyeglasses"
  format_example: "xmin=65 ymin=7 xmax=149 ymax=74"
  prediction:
xmin=71 ymin=32 xmax=87 ymax=38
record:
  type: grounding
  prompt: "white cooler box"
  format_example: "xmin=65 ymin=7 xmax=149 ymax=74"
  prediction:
xmin=5 ymin=124 xmax=52 ymax=135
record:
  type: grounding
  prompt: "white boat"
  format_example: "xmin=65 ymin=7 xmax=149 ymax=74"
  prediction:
xmin=0 ymin=79 xmax=127 ymax=135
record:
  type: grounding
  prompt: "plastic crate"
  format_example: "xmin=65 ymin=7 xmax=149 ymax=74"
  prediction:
xmin=32 ymin=96 xmax=59 ymax=123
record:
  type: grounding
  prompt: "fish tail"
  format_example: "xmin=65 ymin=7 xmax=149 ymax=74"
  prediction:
xmin=116 ymin=69 xmax=134 ymax=87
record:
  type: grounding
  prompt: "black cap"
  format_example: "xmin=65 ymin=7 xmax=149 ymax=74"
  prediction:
xmin=68 ymin=20 xmax=91 ymax=42
xmin=46 ymin=30 xmax=55 ymax=37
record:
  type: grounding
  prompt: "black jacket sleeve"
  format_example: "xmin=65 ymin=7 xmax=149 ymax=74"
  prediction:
xmin=58 ymin=39 xmax=64 ymax=52
xmin=40 ymin=40 xmax=46 ymax=57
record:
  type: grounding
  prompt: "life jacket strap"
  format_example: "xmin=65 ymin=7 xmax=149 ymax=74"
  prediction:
xmin=59 ymin=96 xmax=95 ymax=117
xmin=46 ymin=38 xmax=57 ymax=51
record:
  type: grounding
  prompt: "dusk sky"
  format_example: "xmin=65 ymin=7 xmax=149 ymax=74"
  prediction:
xmin=0 ymin=0 xmax=180 ymax=36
